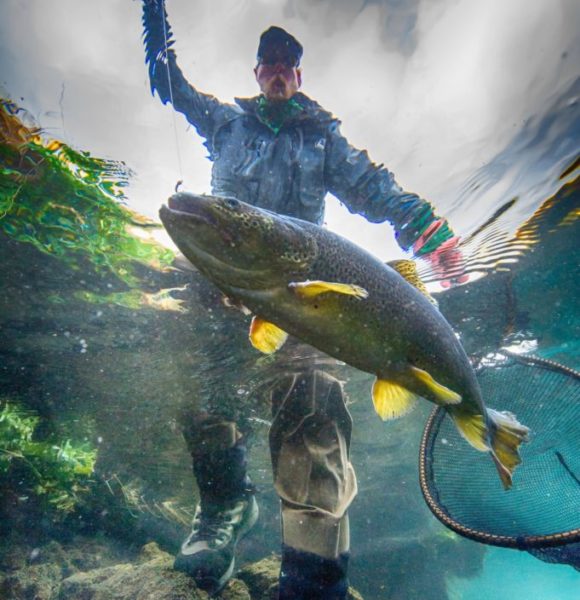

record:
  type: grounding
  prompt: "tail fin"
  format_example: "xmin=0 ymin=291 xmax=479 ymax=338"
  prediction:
xmin=451 ymin=409 xmax=530 ymax=490
xmin=451 ymin=412 xmax=488 ymax=451
xmin=487 ymin=408 xmax=530 ymax=490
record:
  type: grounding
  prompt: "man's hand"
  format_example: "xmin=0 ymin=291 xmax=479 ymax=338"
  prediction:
xmin=421 ymin=236 xmax=469 ymax=288
xmin=412 ymin=219 xmax=468 ymax=288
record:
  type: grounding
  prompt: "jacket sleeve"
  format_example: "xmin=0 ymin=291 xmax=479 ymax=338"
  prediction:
xmin=324 ymin=120 xmax=452 ymax=252
xmin=141 ymin=0 xmax=228 ymax=146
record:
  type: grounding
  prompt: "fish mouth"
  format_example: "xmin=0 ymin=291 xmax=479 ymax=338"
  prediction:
xmin=161 ymin=193 xmax=215 ymax=227
xmin=159 ymin=194 xmax=274 ymax=290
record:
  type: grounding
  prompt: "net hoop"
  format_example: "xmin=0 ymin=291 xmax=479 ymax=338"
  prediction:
xmin=419 ymin=352 xmax=580 ymax=549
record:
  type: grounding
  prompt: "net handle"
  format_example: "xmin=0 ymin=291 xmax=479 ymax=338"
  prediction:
xmin=503 ymin=351 xmax=580 ymax=381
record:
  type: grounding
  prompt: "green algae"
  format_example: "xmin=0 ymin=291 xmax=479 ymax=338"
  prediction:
xmin=74 ymin=285 xmax=189 ymax=312
xmin=0 ymin=99 xmax=175 ymax=289
xmin=0 ymin=400 xmax=97 ymax=515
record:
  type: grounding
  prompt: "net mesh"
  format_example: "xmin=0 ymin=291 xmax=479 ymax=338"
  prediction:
xmin=419 ymin=352 xmax=580 ymax=568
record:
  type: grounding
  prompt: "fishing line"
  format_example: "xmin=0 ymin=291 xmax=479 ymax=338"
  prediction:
xmin=160 ymin=0 xmax=184 ymax=191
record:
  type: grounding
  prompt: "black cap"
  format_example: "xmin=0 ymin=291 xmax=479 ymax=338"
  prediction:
xmin=257 ymin=26 xmax=303 ymax=66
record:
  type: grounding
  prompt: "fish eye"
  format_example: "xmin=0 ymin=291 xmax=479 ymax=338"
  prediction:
xmin=224 ymin=198 xmax=240 ymax=210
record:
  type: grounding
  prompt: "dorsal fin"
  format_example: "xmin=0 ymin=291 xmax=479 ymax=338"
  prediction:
xmin=387 ymin=260 xmax=437 ymax=306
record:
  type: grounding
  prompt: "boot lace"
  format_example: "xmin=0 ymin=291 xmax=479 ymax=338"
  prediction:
xmin=191 ymin=501 xmax=246 ymax=546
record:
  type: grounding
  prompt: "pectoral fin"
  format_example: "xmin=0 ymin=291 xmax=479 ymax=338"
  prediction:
xmin=249 ymin=317 xmax=288 ymax=354
xmin=372 ymin=378 xmax=420 ymax=420
xmin=409 ymin=366 xmax=462 ymax=405
xmin=289 ymin=280 xmax=368 ymax=300
xmin=387 ymin=259 xmax=437 ymax=306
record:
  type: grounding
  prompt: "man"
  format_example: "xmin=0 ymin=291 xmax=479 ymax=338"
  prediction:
xmin=142 ymin=2 xmax=463 ymax=597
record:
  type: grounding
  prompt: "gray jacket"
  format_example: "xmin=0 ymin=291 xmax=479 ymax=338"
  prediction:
xmin=142 ymin=1 xmax=445 ymax=250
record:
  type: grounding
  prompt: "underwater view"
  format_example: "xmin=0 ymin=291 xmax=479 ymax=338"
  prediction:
xmin=1 ymin=1 xmax=579 ymax=599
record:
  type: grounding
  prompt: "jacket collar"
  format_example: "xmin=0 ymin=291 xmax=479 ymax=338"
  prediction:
xmin=234 ymin=92 xmax=336 ymax=126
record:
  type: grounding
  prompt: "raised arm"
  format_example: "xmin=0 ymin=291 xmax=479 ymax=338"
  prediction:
xmin=142 ymin=0 xmax=233 ymax=145
xmin=324 ymin=120 xmax=454 ymax=254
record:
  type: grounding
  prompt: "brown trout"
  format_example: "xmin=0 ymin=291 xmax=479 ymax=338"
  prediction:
xmin=160 ymin=192 xmax=529 ymax=489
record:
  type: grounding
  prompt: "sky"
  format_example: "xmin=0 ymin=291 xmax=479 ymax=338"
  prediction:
xmin=0 ymin=0 xmax=578 ymax=259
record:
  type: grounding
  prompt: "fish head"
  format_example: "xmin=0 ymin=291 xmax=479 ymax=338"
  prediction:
xmin=159 ymin=193 xmax=317 ymax=289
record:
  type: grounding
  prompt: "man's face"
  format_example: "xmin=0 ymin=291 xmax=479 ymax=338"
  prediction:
xmin=254 ymin=49 xmax=302 ymax=101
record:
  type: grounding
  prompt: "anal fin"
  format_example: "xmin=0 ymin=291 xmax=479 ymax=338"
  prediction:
xmin=249 ymin=317 xmax=288 ymax=354
xmin=409 ymin=366 xmax=462 ymax=406
xmin=372 ymin=378 xmax=420 ymax=420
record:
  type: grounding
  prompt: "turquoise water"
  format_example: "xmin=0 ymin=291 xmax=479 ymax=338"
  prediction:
xmin=450 ymin=547 xmax=580 ymax=600
xmin=1 ymin=1 xmax=579 ymax=599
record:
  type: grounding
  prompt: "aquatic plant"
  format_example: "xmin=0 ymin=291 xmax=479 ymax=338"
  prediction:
xmin=0 ymin=99 xmax=175 ymax=288
xmin=0 ymin=400 xmax=97 ymax=514
xmin=74 ymin=286 xmax=188 ymax=312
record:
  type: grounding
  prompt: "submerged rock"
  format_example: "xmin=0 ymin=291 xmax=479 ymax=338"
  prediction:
xmin=0 ymin=537 xmax=365 ymax=599
xmin=57 ymin=542 xmax=208 ymax=599
xmin=0 ymin=535 xmax=131 ymax=600
xmin=237 ymin=555 xmax=280 ymax=598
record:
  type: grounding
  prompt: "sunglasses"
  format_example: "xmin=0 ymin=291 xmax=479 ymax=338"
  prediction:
xmin=258 ymin=55 xmax=299 ymax=68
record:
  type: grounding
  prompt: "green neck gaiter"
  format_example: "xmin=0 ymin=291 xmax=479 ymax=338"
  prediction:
xmin=257 ymin=96 xmax=304 ymax=134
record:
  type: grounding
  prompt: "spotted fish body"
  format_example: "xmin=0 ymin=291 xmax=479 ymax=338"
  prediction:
xmin=250 ymin=216 xmax=477 ymax=405
xmin=160 ymin=193 xmax=529 ymax=488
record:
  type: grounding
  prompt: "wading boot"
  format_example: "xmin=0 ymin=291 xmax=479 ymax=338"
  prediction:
xmin=174 ymin=443 xmax=258 ymax=595
xmin=278 ymin=545 xmax=350 ymax=600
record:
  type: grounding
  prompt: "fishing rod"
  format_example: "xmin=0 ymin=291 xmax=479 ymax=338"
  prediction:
xmin=159 ymin=0 xmax=184 ymax=192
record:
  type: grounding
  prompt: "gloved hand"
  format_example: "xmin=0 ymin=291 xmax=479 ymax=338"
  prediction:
xmin=143 ymin=0 xmax=165 ymax=11
xmin=142 ymin=0 xmax=177 ymax=102
xmin=413 ymin=219 xmax=468 ymax=288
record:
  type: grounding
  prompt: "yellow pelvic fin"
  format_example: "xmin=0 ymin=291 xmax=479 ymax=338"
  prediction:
xmin=289 ymin=280 xmax=368 ymax=300
xmin=387 ymin=259 xmax=437 ymax=306
xmin=372 ymin=378 xmax=420 ymax=420
xmin=410 ymin=366 xmax=462 ymax=406
xmin=249 ymin=317 xmax=288 ymax=354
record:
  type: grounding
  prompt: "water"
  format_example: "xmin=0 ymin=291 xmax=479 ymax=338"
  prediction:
xmin=1 ymin=1 xmax=579 ymax=598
